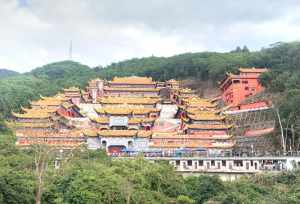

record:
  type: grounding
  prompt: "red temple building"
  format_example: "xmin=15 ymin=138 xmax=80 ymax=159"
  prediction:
xmin=219 ymin=68 xmax=268 ymax=105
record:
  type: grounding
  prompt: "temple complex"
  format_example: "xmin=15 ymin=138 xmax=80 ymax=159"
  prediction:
xmin=12 ymin=72 xmax=275 ymax=156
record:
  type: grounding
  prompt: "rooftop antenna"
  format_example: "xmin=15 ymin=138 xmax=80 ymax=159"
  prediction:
xmin=69 ymin=40 xmax=73 ymax=60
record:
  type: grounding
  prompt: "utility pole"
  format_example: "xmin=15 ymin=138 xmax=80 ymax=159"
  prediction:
xmin=69 ymin=40 xmax=73 ymax=60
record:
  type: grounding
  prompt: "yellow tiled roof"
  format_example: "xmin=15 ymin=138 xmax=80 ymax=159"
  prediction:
xmin=89 ymin=117 xmax=109 ymax=123
xmin=186 ymin=108 xmax=220 ymax=114
xmin=16 ymin=130 xmax=83 ymax=138
xmin=83 ymin=129 xmax=98 ymax=137
xmin=99 ymin=97 xmax=160 ymax=105
xmin=179 ymin=88 xmax=195 ymax=94
xmin=61 ymin=102 xmax=74 ymax=109
xmin=22 ymin=106 xmax=57 ymax=113
xmin=137 ymin=130 xmax=152 ymax=138
xmin=40 ymin=94 xmax=68 ymax=101
xmin=14 ymin=122 xmax=54 ymax=128
xmin=12 ymin=112 xmax=51 ymax=119
xmin=31 ymin=99 xmax=62 ymax=107
xmin=111 ymin=76 xmax=155 ymax=84
xmin=64 ymin=87 xmax=80 ymax=92
xmin=167 ymin=79 xmax=178 ymax=83
xmin=98 ymin=130 xmax=152 ymax=138
xmin=104 ymin=87 xmax=160 ymax=92
xmin=94 ymin=105 xmax=160 ymax=115
xmin=187 ymin=113 xmax=225 ymax=121
xmin=184 ymin=97 xmax=217 ymax=108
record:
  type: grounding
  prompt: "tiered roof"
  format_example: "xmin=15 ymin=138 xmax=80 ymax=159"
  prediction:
xmin=104 ymin=87 xmax=160 ymax=92
xmin=94 ymin=105 xmax=160 ymax=115
xmin=99 ymin=97 xmax=160 ymax=105
xmin=64 ymin=87 xmax=80 ymax=92
xmin=111 ymin=76 xmax=155 ymax=84
xmin=13 ymin=111 xmax=51 ymax=119
xmin=16 ymin=129 xmax=83 ymax=138
xmin=14 ymin=122 xmax=54 ymax=128
xmin=187 ymin=112 xmax=225 ymax=121
xmin=31 ymin=99 xmax=62 ymax=107
xmin=183 ymin=97 xmax=217 ymax=108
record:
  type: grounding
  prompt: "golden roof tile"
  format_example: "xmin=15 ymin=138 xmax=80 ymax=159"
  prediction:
xmin=187 ymin=113 xmax=225 ymax=121
xmin=94 ymin=105 xmax=160 ymax=115
xmin=99 ymin=97 xmax=160 ymax=105
xmin=83 ymin=129 xmax=98 ymax=137
xmin=64 ymin=87 xmax=80 ymax=92
xmin=111 ymin=76 xmax=155 ymax=84
xmin=61 ymin=102 xmax=74 ymax=109
xmin=14 ymin=122 xmax=54 ymax=128
xmin=16 ymin=130 xmax=83 ymax=138
xmin=177 ymin=88 xmax=194 ymax=94
xmin=104 ymin=87 xmax=160 ymax=92
xmin=97 ymin=130 xmax=152 ymax=138
xmin=12 ymin=112 xmax=51 ymax=119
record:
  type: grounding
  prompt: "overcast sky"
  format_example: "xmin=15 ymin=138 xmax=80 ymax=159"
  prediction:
xmin=1 ymin=0 xmax=300 ymax=72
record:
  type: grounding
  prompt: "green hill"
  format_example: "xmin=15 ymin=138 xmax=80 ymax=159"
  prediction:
xmin=0 ymin=69 xmax=19 ymax=79
xmin=97 ymin=42 xmax=300 ymax=83
xmin=0 ymin=61 xmax=98 ymax=117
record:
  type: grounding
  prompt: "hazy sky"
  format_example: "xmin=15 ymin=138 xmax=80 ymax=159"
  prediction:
xmin=1 ymin=0 xmax=300 ymax=72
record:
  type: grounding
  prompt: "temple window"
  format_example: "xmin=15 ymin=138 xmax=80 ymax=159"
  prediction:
xmin=101 ymin=140 xmax=107 ymax=148
xmin=211 ymin=160 xmax=215 ymax=166
xmin=128 ymin=141 xmax=133 ymax=148
xmin=222 ymin=160 xmax=226 ymax=166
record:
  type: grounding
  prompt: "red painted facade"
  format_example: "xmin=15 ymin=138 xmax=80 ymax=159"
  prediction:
xmin=219 ymin=68 xmax=268 ymax=105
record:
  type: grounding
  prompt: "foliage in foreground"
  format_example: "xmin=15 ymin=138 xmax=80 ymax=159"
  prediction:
xmin=1 ymin=133 xmax=300 ymax=204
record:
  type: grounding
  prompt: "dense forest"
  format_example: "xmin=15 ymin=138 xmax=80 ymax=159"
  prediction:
xmin=1 ymin=130 xmax=300 ymax=204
